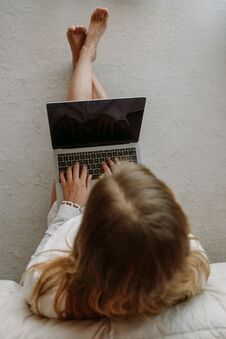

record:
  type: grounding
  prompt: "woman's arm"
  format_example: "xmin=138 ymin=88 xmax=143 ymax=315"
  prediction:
xmin=28 ymin=203 xmax=83 ymax=269
xmin=26 ymin=163 xmax=92 ymax=270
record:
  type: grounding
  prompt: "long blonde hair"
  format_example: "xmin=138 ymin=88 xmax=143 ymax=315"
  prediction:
xmin=21 ymin=163 xmax=209 ymax=319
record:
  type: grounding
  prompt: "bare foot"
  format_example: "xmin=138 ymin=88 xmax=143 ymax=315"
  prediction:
xmin=83 ymin=7 xmax=109 ymax=61
xmin=67 ymin=25 xmax=87 ymax=68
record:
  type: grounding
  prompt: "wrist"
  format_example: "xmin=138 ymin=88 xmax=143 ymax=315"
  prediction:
xmin=61 ymin=200 xmax=85 ymax=212
xmin=64 ymin=194 xmax=85 ymax=207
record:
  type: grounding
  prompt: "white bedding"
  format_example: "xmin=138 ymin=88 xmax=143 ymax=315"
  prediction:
xmin=0 ymin=263 xmax=226 ymax=339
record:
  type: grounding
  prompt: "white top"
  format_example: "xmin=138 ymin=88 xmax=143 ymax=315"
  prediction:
xmin=22 ymin=203 xmax=208 ymax=319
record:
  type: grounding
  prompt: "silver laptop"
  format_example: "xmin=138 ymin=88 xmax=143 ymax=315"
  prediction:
xmin=46 ymin=97 xmax=146 ymax=205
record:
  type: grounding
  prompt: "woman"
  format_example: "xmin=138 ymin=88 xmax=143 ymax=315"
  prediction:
xmin=21 ymin=7 xmax=209 ymax=320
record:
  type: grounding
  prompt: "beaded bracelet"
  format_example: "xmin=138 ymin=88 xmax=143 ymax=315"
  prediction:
xmin=61 ymin=200 xmax=85 ymax=212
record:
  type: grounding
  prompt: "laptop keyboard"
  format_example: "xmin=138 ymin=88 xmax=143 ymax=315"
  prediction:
xmin=57 ymin=147 xmax=137 ymax=181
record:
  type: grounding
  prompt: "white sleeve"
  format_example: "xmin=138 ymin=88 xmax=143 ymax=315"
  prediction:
xmin=28 ymin=204 xmax=83 ymax=269
xmin=22 ymin=204 xmax=82 ymax=318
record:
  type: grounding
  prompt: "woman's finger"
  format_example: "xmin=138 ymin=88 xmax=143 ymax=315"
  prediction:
xmin=80 ymin=164 xmax=88 ymax=182
xmin=60 ymin=171 xmax=66 ymax=186
xmin=66 ymin=166 xmax=73 ymax=182
xmin=115 ymin=157 xmax=121 ymax=165
xmin=107 ymin=158 xmax=116 ymax=171
xmin=86 ymin=174 xmax=92 ymax=192
xmin=101 ymin=161 xmax=112 ymax=176
xmin=73 ymin=162 xmax=79 ymax=180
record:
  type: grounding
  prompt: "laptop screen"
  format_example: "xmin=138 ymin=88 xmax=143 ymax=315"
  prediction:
xmin=46 ymin=97 xmax=146 ymax=149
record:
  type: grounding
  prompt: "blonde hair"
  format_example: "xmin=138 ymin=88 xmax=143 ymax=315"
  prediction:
xmin=21 ymin=163 xmax=209 ymax=319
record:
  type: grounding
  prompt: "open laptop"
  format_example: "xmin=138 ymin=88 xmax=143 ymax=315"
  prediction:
xmin=46 ymin=97 xmax=146 ymax=205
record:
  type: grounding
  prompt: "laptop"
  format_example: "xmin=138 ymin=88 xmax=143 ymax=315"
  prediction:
xmin=46 ymin=96 xmax=146 ymax=205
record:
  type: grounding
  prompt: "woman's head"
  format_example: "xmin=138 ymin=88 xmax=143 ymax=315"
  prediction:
xmin=67 ymin=163 xmax=190 ymax=318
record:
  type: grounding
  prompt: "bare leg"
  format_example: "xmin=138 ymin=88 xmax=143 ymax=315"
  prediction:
xmin=67 ymin=7 xmax=109 ymax=101
xmin=67 ymin=45 xmax=93 ymax=100
xmin=67 ymin=49 xmax=107 ymax=100
xmin=92 ymin=71 xmax=108 ymax=99
xmin=67 ymin=25 xmax=107 ymax=99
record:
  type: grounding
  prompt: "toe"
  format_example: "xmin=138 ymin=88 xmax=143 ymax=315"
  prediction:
xmin=98 ymin=10 xmax=102 ymax=20
xmin=91 ymin=12 xmax=95 ymax=21
xmin=74 ymin=26 xmax=80 ymax=34
xmin=92 ymin=11 xmax=97 ymax=21
xmin=81 ymin=26 xmax=87 ymax=34
xmin=68 ymin=25 xmax=76 ymax=31
xmin=67 ymin=26 xmax=75 ymax=37
xmin=98 ymin=8 xmax=108 ymax=20
xmin=95 ymin=10 xmax=99 ymax=20
xmin=92 ymin=8 xmax=98 ymax=16
xmin=103 ymin=9 xmax=109 ymax=18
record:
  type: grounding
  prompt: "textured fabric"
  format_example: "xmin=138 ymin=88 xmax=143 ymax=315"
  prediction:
xmin=0 ymin=263 xmax=226 ymax=338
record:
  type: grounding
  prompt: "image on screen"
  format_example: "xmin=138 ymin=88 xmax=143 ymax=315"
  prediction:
xmin=47 ymin=97 xmax=146 ymax=149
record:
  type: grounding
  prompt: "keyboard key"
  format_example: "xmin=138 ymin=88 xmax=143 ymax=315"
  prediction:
xmin=58 ymin=161 xmax=66 ymax=167
xmin=57 ymin=148 xmax=137 ymax=178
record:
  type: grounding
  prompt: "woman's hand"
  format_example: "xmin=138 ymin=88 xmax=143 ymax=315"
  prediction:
xmin=101 ymin=157 xmax=122 ymax=177
xmin=60 ymin=162 xmax=92 ymax=207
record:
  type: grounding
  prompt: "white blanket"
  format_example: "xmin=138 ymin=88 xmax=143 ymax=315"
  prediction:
xmin=0 ymin=263 xmax=226 ymax=339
